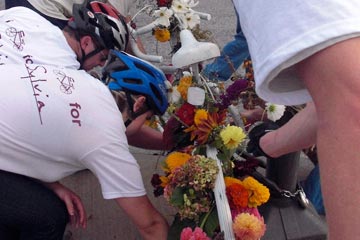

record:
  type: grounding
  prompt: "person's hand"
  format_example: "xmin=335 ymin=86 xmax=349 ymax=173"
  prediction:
xmin=44 ymin=182 xmax=87 ymax=229
xmin=247 ymin=121 xmax=279 ymax=158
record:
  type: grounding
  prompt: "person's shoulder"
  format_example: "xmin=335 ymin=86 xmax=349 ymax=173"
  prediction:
xmin=2 ymin=6 xmax=39 ymax=16
xmin=2 ymin=6 xmax=55 ymax=27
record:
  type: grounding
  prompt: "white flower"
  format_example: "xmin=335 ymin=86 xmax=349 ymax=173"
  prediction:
xmin=153 ymin=7 xmax=173 ymax=27
xmin=265 ymin=103 xmax=286 ymax=122
xmin=171 ymin=0 xmax=190 ymax=14
xmin=178 ymin=12 xmax=200 ymax=29
xmin=169 ymin=86 xmax=182 ymax=104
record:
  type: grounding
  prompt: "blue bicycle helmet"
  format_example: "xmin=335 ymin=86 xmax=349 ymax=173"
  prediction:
xmin=102 ymin=50 xmax=169 ymax=115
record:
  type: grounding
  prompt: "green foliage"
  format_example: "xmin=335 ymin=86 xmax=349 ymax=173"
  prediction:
xmin=167 ymin=208 xmax=220 ymax=240
xmin=170 ymin=187 xmax=185 ymax=207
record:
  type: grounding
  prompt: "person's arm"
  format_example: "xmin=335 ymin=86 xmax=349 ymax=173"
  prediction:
xmin=260 ymin=102 xmax=317 ymax=158
xmin=115 ymin=196 xmax=168 ymax=239
xmin=43 ymin=181 xmax=87 ymax=229
xmin=127 ymin=125 xmax=167 ymax=150
xmin=124 ymin=98 xmax=168 ymax=150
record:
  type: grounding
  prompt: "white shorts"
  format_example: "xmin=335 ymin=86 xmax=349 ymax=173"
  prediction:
xmin=233 ymin=0 xmax=360 ymax=105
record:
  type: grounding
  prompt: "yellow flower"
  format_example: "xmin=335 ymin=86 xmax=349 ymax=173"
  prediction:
xmin=177 ymin=76 xmax=192 ymax=100
xmin=233 ymin=213 xmax=266 ymax=240
xmin=163 ymin=151 xmax=191 ymax=173
xmin=220 ymin=125 xmax=246 ymax=150
xmin=242 ymin=176 xmax=270 ymax=207
xmin=153 ymin=27 xmax=171 ymax=42
xmin=194 ymin=109 xmax=208 ymax=126
xmin=224 ymin=176 xmax=242 ymax=187
xmin=159 ymin=176 xmax=169 ymax=187
xmin=144 ymin=119 xmax=159 ymax=129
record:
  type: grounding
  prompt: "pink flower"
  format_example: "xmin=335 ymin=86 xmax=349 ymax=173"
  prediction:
xmin=232 ymin=213 xmax=266 ymax=240
xmin=180 ymin=227 xmax=211 ymax=240
xmin=231 ymin=207 xmax=261 ymax=220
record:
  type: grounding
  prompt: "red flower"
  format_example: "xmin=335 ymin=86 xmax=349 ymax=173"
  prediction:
xmin=157 ymin=0 xmax=172 ymax=7
xmin=176 ymin=103 xmax=196 ymax=126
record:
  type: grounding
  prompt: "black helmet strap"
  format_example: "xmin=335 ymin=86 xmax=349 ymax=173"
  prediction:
xmin=79 ymin=46 xmax=104 ymax=69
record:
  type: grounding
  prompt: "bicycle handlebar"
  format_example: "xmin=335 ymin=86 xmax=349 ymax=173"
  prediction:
xmin=128 ymin=22 xmax=163 ymax=63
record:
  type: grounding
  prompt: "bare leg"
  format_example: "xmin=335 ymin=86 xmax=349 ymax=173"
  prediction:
xmin=296 ymin=37 xmax=360 ymax=239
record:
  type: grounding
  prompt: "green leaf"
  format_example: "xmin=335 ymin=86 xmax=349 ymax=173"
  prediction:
xmin=170 ymin=187 xmax=185 ymax=207
xmin=167 ymin=214 xmax=197 ymax=240
xmin=201 ymin=207 xmax=220 ymax=237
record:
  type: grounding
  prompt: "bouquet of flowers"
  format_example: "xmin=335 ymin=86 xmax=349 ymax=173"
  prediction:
xmin=151 ymin=152 xmax=270 ymax=239
xmin=150 ymin=69 xmax=272 ymax=239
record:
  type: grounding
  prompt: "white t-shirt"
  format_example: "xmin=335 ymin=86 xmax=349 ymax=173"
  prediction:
xmin=27 ymin=0 xmax=132 ymax=20
xmin=0 ymin=64 xmax=146 ymax=199
xmin=0 ymin=7 xmax=80 ymax=69
xmin=234 ymin=0 xmax=360 ymax=105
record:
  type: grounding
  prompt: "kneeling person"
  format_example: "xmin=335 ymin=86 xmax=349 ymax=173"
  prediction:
xmin=0 ymin=50 xmax=169 ymax=239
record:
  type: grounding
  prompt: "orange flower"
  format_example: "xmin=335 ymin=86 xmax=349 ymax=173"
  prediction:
xmin=233 ymin=213 xmax=266 ymax=240
xmin=160 ymin=175 xmax=169 ymax=187
xmin=163 ymin=151 xmax=191 ymax=173
xmin=194 ymin=109 xmax=208 ymax=126
xmin=153 ymin=27 xmax=171 ymax=42
xmin=227 ymin=183 xmax=249 ymax=209
xmin=224 ymin=176 xmax=242 ymax=187
xmin=190 ymin=110 xmax=227 ymax=145
xmin=177 ymin=75 xmax=193 ymax=100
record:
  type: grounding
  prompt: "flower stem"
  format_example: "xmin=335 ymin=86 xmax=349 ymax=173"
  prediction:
xmin=200 ymin=204 xmax=214 ymax=229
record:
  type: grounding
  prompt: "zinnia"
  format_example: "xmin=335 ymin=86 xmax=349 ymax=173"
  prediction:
xmin=180 ymin=227 xmax=210 ymax=240
xmin=233 ymin=213 xmax=266 ymax=240
xmin=220 ymin=125 xmax=246 ymax=149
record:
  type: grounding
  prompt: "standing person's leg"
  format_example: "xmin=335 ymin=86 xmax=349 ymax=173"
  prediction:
xmin=202 ymin=11 xmax=249 ymax=81
xmin=296 ymin=37 xmax=360 ymax=239
xmin=0 ymin=170 xmax=69 ymax=240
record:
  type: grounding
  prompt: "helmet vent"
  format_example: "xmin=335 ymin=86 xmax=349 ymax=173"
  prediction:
xmin=134 ymin=62 xmax=156 ymax=78
xmin=123 ymin=78 xmax=143 ymax=85
xmin=150 ymin=83 xmax=163 ymax=106
xmin=105 ymin=17 xmax=120 ymax=31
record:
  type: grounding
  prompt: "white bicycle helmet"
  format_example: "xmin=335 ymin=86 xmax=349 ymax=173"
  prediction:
xmin=69 ymin=0 xmax=129 ymax=51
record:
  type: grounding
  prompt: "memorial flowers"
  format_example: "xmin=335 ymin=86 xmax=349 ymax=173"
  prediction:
xmin=150 ymin=70 xmax=270 ymax=239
